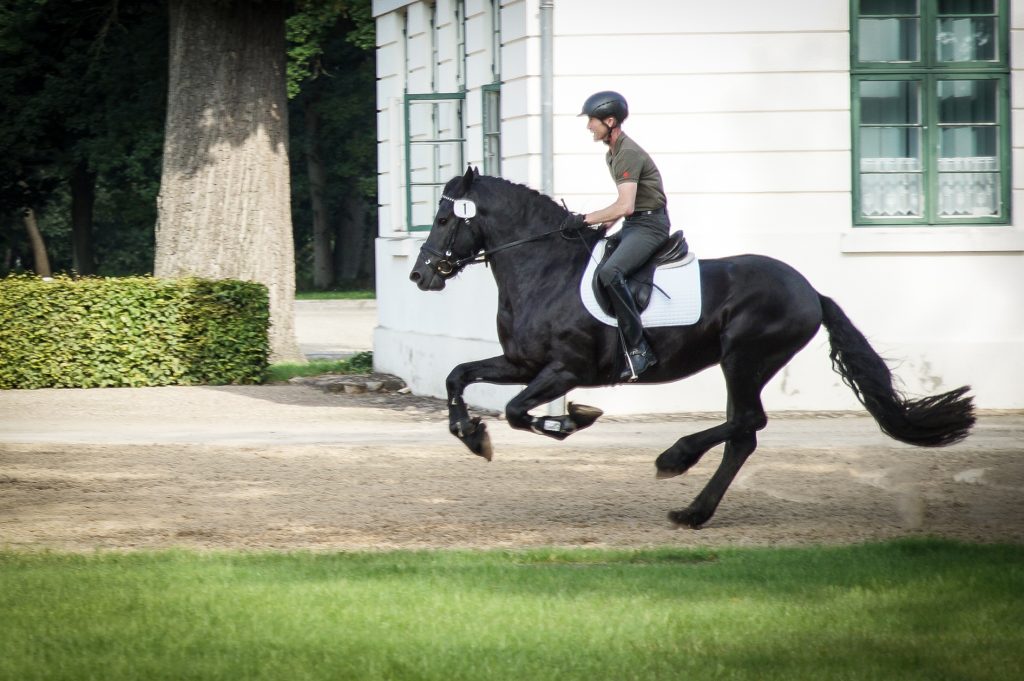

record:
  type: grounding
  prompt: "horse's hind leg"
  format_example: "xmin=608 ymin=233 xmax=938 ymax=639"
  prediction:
xmin=658 ymin=382 xmax=766 ymax=528
xmin=663 ymin=346 xmax=795 ymax=528
xmin=655 ymin=373 xmax=767 ymax=478
xmin=654 ymin=421 xmax=744 ymax=478
xmin=668 ymin=431 xmax=759 ymax=528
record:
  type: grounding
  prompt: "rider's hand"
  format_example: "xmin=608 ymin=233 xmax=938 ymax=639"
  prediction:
xmin=566 ymin=213 xmax=590 ymax=231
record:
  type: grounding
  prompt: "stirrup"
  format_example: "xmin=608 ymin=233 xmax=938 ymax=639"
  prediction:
xmin=621 ymin=346 xmax=657 ymax=382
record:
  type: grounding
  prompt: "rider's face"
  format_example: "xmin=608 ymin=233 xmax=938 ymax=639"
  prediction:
xmin=587 ymin=116 xmax=611 ymax=142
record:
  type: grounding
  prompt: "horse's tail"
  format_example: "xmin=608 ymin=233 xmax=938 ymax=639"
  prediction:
xmin=818 ymin=294 xmax=975 ymax=447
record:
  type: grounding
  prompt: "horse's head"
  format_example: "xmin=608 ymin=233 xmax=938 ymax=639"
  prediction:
xmin=409 ymin=166 xmax=484 ymax=291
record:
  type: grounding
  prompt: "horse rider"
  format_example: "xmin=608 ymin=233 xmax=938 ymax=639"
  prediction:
xmin=572 ymin=90 xmax=672 ymax=382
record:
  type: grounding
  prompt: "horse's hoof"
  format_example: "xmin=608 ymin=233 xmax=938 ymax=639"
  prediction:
xmin=667 ymin=508 xmax=708 ymax=529
xmin=477 ymin=429 xmax=494 ymax=462
xmin=453 ymin=417 xmax=494 ymax=460
xmin=568 ymin=402 xmax=603 ymax=430
xmin=655 ymin=450 xmax=693 ymax=478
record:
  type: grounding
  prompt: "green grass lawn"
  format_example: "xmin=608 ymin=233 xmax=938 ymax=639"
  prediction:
xmin=1 ymin=540 xmax=1021 ymax=681
xmin=265 ymin=352 xmax=373 ymax=383
xmin=295 ymin=290 xmax=375 ymax=300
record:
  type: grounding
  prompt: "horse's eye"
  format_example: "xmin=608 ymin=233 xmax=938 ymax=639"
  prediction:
xmin=438 ymin=217 xmax=448 ymax=225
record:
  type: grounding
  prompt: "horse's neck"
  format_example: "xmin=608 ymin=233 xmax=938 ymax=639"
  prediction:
xmin=484 ymin=215 xmax=591 ymax=311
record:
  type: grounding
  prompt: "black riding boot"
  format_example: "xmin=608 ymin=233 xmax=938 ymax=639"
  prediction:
xmin=606 ymin=274 xmax=658 ymax=382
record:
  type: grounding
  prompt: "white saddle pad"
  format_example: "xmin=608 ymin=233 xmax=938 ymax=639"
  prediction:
xmin=580 ymin=239 xmax=702 ymax=328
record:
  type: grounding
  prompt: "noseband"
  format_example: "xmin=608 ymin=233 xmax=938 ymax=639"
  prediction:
xmin=418 ymin=195 xmax=582 ymax=279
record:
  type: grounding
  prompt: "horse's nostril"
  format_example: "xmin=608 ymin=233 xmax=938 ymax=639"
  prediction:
xmin=410 ymin=271 xmax=421 ymax=283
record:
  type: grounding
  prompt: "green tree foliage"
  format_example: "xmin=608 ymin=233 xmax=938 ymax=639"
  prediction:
xmin=287 ymin=0 xmax=377 ymax=290
xmin=0 ymin=0 xmax=167 ymax=276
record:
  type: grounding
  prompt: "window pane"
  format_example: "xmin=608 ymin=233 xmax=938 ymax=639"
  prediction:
xmin=861 ymin=0 xmax=918 ymax=14
xmin=482 ymin=88 xmax=501 ymax=175
xmin=409 ymin=140 xmax=463 ymax=175
xmin=409 ymin=140 xmax=463 ymax=226
xmin=484 ymin=90 xmax=500 ymax=131
xmin=407 ymin=98 xmax=464 ymax=139
xmin=410 ymin=184 xmax=444 ymax=228
xmin=859 ymin=18 xmax=920 ymax=61
xmin=939 ymin=126 xmax=998 ymax=161
xmin=858 ymin=80 xmax=924 ymax=219
xmin=483 ymin=134 xmax=500 ymax=176
xmin=937 ymin=79 xmax=1000 ymax=219
xmin=937 ymin=17 xmax=996 ymax=61
xmin=938 ymin=79 xmax=996 ymax=123
xmin=938 ymin=0 xmax=994 ymax=14
xmin=860 ymin=174 xmax=923 ymax=217
xmin=938 ymin=172 xmax=1000 ymax=216
xmin=860 ymin=128 xmax=922 ymax=169
xmin=859 ymin=80 xmax=920 ymax=124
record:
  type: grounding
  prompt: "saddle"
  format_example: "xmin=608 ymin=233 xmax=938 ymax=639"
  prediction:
xmin=591 ymin=230 xmax=691 ymax=317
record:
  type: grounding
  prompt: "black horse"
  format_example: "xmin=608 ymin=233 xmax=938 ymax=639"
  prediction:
xmin=409 ymin=167 xmax=975 ymax=528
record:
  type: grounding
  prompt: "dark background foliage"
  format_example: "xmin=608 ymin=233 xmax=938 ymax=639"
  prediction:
xmin=0 ymin=0 xmax=376 ymax=290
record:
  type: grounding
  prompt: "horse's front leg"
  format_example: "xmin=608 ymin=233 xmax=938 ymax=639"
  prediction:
xmin=446 ymin=355 xmax=535 ymax=461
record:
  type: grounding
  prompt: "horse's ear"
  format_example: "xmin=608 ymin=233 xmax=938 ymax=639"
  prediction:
xmin=460 ymin=165 xmax=475 ymax=193
xmin=472 ymin=166 xmax=480 ymax=178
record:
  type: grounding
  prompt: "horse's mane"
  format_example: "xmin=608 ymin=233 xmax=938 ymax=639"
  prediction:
xmin=475 ymin=175 xmax=567 ymax=220
xmin=472 ymin=175 xmax=602 ymax=260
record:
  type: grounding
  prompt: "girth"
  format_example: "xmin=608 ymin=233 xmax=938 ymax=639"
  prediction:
xmin=591 ymin=230 xmax=690 ymax=318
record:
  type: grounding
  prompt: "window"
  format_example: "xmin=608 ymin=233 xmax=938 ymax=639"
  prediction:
xmin=400 ymin=0 xmax=502 ymax=229
xmin=482 ymin=83 xmax=501 ymax=175
xmin=405 ymin=93 xmax=465 ymax=231
xmin=481 ymin=0 xmax=502 ymax=176
xmin=403 ymin=1 xmax=465 ymax=231
xmin=851 ymin=0 xmax=1010 ymax=225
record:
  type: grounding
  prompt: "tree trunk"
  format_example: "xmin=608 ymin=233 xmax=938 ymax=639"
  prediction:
xmin=334 ymin=195 xmax=371 ymax=284
xmin=71 ymin=161 xmax=96 ymax=275
xmin=22 ymin=207 xmax=52 ymax=277
xmin=305 ymin=97 xmax=332 ymax=290
xmin=154 ymin=0 xmax=301 ymax=362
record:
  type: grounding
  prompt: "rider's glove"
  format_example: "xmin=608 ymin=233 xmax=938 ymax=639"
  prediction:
xmin=566 ymin=212 xmax=590 ymax=231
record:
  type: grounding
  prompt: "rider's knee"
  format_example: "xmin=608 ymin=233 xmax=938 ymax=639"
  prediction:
xmin=597 ymin=264 xmax=625 ymax=288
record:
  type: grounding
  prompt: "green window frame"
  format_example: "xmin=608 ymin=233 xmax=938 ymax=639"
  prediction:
xmin=851 ymin=0 xmax=1010 ymax=225
xmin=482 ymin=83 xmax=501 ymax=176
xmin=405 ymin=92 xmax=465 ymax=232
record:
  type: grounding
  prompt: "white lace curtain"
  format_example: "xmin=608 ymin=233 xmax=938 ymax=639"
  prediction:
xmin=860 ymin=157 xmax=998 ymax=217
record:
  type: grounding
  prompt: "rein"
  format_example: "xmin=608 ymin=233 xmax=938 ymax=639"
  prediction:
xmin=420 ymin=196 xmax=586 ymax=276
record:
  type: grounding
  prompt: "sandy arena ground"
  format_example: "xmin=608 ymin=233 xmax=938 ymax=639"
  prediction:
xmin=1 ymin=384 xmax=1022 ymax=551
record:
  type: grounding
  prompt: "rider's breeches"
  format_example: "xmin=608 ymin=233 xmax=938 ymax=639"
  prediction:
xmin=595 ymin=214 xmax=671 ymax=287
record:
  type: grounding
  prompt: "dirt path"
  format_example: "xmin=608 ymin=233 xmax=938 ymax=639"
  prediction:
xmin=1 ymin=385 xmax=1022 ymax=551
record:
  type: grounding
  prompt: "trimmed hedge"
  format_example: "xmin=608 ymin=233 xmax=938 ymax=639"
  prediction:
xmin=0 ymin=275 xmax=269 ymax=389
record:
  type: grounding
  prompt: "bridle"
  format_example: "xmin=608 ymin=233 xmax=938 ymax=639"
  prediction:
xmin=418 ymin=194 xmax=583 ymax=278
xmin=417 ymin=194 xmax=472 ymax=276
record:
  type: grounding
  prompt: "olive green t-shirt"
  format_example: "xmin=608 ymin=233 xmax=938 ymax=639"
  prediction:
xmin=605 ymin=132 xmax=667 ymax=213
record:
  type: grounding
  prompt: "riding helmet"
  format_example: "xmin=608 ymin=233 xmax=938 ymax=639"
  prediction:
xmin=579 ymin=91 xmax=629 ymax=123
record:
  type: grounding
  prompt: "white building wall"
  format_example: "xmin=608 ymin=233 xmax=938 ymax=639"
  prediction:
xmin=373 ymin=0 xmax=1024 ymax=414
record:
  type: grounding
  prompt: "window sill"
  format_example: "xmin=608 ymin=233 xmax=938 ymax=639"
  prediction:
xmin=379 ymin=234 xmax=424 ymax=258
xmin=840 ymin=226 xmax=1024 ymax=253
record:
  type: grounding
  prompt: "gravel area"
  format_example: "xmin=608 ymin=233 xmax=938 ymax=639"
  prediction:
xmin=1 ymin=384 xmax=1022 ymax=551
